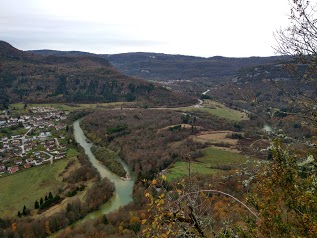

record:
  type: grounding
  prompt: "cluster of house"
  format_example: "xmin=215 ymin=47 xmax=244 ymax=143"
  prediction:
xmin=0 ymin=107 xmax=69 ymax=175
xmin=0 ymin=106 xmax=68 ymax=130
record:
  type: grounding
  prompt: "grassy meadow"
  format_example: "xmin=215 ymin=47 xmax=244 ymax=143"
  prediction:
xmin=9 ymin=101 xmax=136 ymax=114
xmin=166 ymin=161 xmax=219 ymax=181
xmin=0 ymin=157 xmax=71 ymax=217
xmin=166 ymin=147 xmax=248 ymax=181
xmin=179 ymin=100 xmax=248 ymax=121
xmin=197 ymin=147 xmax=247 ymax=165
xmin=0 ymin=127 xmax=28 ymax=138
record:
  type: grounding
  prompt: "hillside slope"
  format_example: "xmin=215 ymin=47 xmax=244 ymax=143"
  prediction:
xmin=106 ymin=53 xmax=290 ymax=81
xmin=31 ymin=50 xmax=289 ymax=81
xmin=0 ymin=41 xmax=197 ymax=109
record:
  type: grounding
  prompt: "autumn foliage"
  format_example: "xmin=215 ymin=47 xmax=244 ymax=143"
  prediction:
xmin=243 ymin=140 xmax=317 ymax=237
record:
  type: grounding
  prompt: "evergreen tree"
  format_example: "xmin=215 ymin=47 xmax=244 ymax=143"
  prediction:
xmin=48 ymin=192 xmax=53 ymax=200
xmin=40 ymin=197 xmax=43 ymax=205
xmin=22 ymin=205 xmax=27 ymax=216
xmin=102 ymin=214 xmax=108 ymax=224
xmin=34 ymin=200 xmax=39 ymax=209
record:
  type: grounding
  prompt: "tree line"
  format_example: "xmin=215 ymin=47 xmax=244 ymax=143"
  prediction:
xmin=81 ymin=109 xmax=234 ymax=181
xmin=91 ymin=145 xmax=127 ymax=177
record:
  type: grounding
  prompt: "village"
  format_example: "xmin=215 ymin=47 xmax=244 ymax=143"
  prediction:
xmin=0 ymin=106 xmax=69 ymax=175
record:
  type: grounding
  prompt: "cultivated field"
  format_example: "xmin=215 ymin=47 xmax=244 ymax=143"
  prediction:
xmin=191 ymin=130 xmax=239 ymax=149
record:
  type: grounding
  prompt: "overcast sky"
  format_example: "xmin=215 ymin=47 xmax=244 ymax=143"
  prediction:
xmin=0 ymin=0 xmax=291 ymax=57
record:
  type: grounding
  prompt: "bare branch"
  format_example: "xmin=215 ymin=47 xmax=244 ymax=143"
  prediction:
xmin=184 ymin=190 xmax=260 ymax=220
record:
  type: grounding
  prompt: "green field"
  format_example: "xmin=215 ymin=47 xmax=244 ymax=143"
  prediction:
xmin=197 ymin=147 xmax=247 ymax=165
xmin=10 ymin=102 xmax=136 ymax=114
xmin=0 ymin=126 xmax=28 ymax=137
xmin=0 ymin=158 xmax=71 ymax=217
xmin=180 ymin=100 xmax=247 ymax=121
xmin=67 ymin=148 xmax=79 ymax=158
xmin=166 ymin=162 xmax=219 ymax=181
xmin=165 ymin=147 xmax=247 ymax=181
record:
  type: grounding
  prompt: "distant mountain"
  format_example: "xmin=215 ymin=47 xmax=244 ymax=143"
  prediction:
xmin=31 ymin=49 xmax=96 ymax=57
xmin=30 ymin=50 xmax=290 ymax=81
xmin=0 ymin=41 xmax=197 ymax=109
xmin=105 ymin=52 xmax=290 ymax=81
xmin=28 ymin=47 xmax=317 ymax=125
xmin=0 ymin=41 xmax=31 ymax=59
xmin=207 ymin=58 xmax=317 ymax=122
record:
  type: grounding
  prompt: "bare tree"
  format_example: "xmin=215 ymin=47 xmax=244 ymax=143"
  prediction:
xmin=275 ymin=0 xmax=317 ymax=57
xmin=143 ymin=175 xmax=259 ymax=237
xmin=274 ymin=0 xmax=317 ymax=124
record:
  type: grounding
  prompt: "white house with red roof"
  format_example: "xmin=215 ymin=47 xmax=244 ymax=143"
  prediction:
xmin=7 ymin=166 xmax=19 ymax=174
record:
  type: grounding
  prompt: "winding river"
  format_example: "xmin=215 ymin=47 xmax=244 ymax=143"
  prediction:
xmin=73 ymin=119 xmax=135 ymax=220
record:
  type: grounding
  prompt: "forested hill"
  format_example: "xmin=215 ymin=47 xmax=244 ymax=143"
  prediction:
xmin=0 ymin=41 xmax=197 ymax=109
xmin=0 ymin=41 xmax=29 ymax=58
xmin=106 ymin=53 xmax=289 ymax=81
xmin=31 ymin=49 xmax=289 ymax=82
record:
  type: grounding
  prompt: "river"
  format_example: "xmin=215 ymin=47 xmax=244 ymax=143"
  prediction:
xmin=51 ymin=120 xmax=135 ymax=237
xmin=73 ymin=120 xmax=135 ymax=220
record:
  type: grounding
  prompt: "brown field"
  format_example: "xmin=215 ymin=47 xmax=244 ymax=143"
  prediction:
xmin=190 ymin=130 xmax=241 ymax=152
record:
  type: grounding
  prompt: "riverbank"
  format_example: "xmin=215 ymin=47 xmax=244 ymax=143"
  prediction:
xmin=50 ymin=120 xmax=135 ymax=237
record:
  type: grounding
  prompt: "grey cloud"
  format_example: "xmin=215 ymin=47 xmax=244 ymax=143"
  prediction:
xmin=0 ymin=16 xmax=163 ymax=53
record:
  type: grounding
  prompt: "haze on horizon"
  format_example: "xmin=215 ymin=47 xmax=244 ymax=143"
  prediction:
xmin=0 ymin=0 xmax=290 ymax=58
